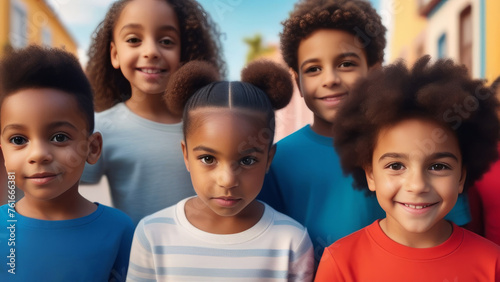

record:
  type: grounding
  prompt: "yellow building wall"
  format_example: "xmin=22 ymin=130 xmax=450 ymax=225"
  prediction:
xmin=486 ymin=0 xmax=500 ymax=84
xmin=0 ymin=0 xmax=77 ymax=57
xmin=389 ymin=0 xmax=428 ymax=64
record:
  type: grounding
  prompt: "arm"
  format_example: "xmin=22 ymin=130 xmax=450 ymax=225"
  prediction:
xmin=289 ymin=230 xmax=315 ymax=282
xmin=126 ymin=221 xmax=157 ymax=282
xmin=110 ymin=216 xmax=135 ymax=282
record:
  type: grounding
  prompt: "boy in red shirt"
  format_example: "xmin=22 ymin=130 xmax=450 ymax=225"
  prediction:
xmin=315 ymin=56 xmax=500 ymax=281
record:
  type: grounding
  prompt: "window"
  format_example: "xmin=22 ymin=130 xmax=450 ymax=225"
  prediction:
xmin=10 ymin=0 xmax=28 ymax=48
xmin=459 ymin=5 xmax=472 ymax=76
xmin=437 ymin=33 xmax=447 ymax=59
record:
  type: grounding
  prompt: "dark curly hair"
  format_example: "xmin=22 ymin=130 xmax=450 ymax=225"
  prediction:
xmin=86 ymin=0 xmax=226 ymax=112
xmin=281 ymin=0 xmax=386 ymax=73
xmin=0 ymin=45 xmax=95 ymax=133
xmin=333 ymin=55 xmax=500 ymax=191
xmin=165 ymin=60 xmax=293 ymax=146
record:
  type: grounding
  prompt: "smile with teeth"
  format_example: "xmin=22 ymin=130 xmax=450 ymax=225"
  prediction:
xmin=403 ymin=203 xmax=436 ymax=209
xmin=139 ymin=68 xmax=164 ymax=74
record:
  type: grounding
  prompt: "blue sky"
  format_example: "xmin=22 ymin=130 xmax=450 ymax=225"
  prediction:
xmin=48 ymin=0 xmax=380 ymax=80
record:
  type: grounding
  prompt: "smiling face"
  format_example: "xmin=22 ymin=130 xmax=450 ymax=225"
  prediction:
xmin=0 ymin=88 xmax=101 ymax=204
xmin=110 ymin=0 xmax=181 ymax=98
xmin=297 ymin=29 xmax=369 ymax=136
xmin=182 ymin=108 xmax=275 ymax=220
xmin=366 ymin=118 xmax=465 ymax=247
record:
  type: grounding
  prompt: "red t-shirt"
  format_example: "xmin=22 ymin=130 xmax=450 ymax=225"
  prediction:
xmin=467 ymin=144 xmax=500 ymax=245
xmin=315 ymin=220 xmax=500 ymax=282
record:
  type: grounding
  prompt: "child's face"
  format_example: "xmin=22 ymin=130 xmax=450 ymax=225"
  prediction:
xmin=181 ymin=108 xmax=275 ymax=218
xmin=0 ymin=88 xmax=101 ymax=203
xmin=110 ymin=0 xmax=181 ymax=97
xmin=365 ymin=118 xmax=465 ymax=245
xmin=296 ymin=29 xmax=369 ymax=129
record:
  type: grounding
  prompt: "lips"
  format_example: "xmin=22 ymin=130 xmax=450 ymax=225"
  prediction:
xmin=319 ymin=93 xmax=347 ymax=100
xmin=138 ymin=68 xmax=165 ymax=74
xmin=25 ymin=172 xmax=60 ymax=185
xmin=213 ymin=197 xmax=241 ymax=207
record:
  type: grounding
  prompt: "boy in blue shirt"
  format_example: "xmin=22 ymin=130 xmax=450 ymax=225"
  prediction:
xmin=259 ymin=0 xmax=471 ymax=263
xmin=0 ymin=46 xmax=134 ymax=281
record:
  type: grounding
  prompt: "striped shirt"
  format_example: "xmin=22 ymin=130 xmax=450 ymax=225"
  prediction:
xmin=127 ymin=198 xmax=314 ymax=281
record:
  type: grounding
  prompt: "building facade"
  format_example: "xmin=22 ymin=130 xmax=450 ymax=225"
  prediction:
xmin=388 ymin=0 xmax=500 ymax=83
xmin=0 ymin=0 xmax=77 ymax=57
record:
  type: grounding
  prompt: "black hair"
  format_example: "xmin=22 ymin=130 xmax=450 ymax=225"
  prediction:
xmin=0 ymin=45 xmax=95 ymax=133
xmin=333 ymin=56 xmax=499 ymax=191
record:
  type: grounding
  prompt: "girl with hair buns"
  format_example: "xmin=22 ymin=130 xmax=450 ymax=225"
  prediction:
xmin=127 ymin=60 xmax=314 ymax=282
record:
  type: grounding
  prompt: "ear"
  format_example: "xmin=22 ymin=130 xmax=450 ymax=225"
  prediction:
xmin=110 ymin=41 xmax=120 ymax=69
xmin=86 ymin=132 xmax=102 ymax=165
xmin=364 ymin=165 xmax=377 ymax=192
xmin=265 ymin=144 xmax=277 ymax=173
xmin=292 ymin=70 xmax=304 ymax=98
xmin=181 ymin=140 xmax=190 ymax=172
xmin=458 ymin=166 xmax=467 ymax=194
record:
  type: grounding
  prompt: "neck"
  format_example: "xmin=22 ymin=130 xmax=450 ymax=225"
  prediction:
xmin=379 ymin=218 xmax=453 ymax=248
xmin=15 ymin=184 xmax=96 ymax=221
xmin=126 ymin=91 xmax=181 ymax=124
xmin=185 ymin=197 xmax=264 ymax=234
xmin=310 ymin=116 xmax=334 ymax=137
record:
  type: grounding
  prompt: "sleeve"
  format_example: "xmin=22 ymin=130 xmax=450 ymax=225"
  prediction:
xmin=257 ymin=166 xmax=287 ymax=214
xmin=110 ymin=215 xmax=135 ymax=282
xmin=289 ymin=229 xmax=315 ymax=282
xmin=444 ymin=193 xmax=471 ymax=226
xmin=314 ymin=247 xmax=344 ymax=282
xmin=126 ymin=220 xmax=157 ymax=282
xmin=80 ymin=150 xmax=105 ymax=184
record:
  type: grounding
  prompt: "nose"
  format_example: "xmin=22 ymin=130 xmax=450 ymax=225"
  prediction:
xmin=28 ymin=140 xmax=53 ymax=164
xmin=322 ymin=67 xmax=341 ymax=88
xmin=142 ymin=38 xmax=159 ymax=59
xmin=405 ymin=168 xmax=430 ymax=194
xmin=216 ymin=163 xmax=239 ymax=189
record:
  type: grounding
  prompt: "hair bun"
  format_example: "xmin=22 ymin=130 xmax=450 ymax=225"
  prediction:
xmin=241 ymin=60 xmax=293 ymax=110
xmin=164 ymin=60 xmax=220 ymax=116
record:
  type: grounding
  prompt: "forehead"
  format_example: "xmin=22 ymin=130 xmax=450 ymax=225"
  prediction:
xmin=374 ymin=118 xmax=461 ymax=159
xmin=1 ymin=88 xmax=87 ymax=130
xmin=187 ymin=108 xmax=271 ymax=147
xmin=298 ymin=29 xmax=368 ymax=64
xmin=114 ymin=0 xmax=179 ymax=33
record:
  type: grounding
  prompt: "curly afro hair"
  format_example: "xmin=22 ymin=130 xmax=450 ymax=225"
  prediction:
xmin=86 ymin=0 xmax=226 ymax=112
xmin=281 ymin=0 xmax=386 ymax=73
xmin=165 ymin=60 xmax=293 ymax=145
xmin=333 ymin=55 xmax=500 ymax=191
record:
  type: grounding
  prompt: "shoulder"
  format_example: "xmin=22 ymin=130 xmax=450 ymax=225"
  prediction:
xmin=137 ymin=203 xmax=178 ymax=231
xmin=460 ymin=226 xmax=500 ymax=254
xmin=264 ymin=203 xmax=311 ymax=244
xmin=266 ymin=204 xmax=307 ymax=231
xmin=275 ymin=125 xmax=312 ymax=148
xmin=97 ymin=204 xmax=134 ymax=230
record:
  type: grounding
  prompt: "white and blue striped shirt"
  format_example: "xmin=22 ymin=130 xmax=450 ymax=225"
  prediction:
xmin=127 ymin=197 xmax=314 ymax=281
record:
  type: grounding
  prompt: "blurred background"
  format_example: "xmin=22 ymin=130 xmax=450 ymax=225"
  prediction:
xmin=1 ymin=0 xmax=499 ymax=205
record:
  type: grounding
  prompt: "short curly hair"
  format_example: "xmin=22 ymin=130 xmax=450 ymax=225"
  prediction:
xmin=86 ymin=0 xmax=226 ymax=112
xmin=333 ymin=56 xmax=500 ymax=191
xmin=0 ymin=45 xmax=95 ymax=133
xmin=281 ymin=0 xmax=386 ymax=73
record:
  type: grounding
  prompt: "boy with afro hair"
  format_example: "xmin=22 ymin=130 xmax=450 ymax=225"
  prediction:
xmin=259 ymin=0 xmax=471 ymax=263
xmin=315 ymin=55 xmax=500 ymax=281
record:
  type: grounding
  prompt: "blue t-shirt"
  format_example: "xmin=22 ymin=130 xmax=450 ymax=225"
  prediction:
xmin=258 ymin=125 xmax=470 ymax=262
xmin=0 ymin=203 xmax=134 ymax=281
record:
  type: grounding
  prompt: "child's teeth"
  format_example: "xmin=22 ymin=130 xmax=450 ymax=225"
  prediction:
xmin=404 ymin=203 xmax=429 ymax=209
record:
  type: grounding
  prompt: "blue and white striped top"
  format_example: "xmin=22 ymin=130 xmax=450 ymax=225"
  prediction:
xmin=127 ymin=197 xmax=314 ymax=281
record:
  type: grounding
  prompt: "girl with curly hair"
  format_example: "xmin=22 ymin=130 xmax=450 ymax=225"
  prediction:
xmin=81 ymin=0 xmax=225 ymax=225
xmin=127 ymin=60 xmax=314 ymax=281
xmin=315 ymin=56 xmax=500 ymax=281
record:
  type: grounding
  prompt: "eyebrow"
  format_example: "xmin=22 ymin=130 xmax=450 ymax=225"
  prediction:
xmin=192 ymin=145 xmax=264 ymax=155
xmin=299 ymin=52 xmax=362 ymax=70
xmin=378 ymin=152 xmax=459 ymax=162
xmin=119 ymin=23 xmax=179 ymax=35
xmin=2 ymin=121 xmax=79 ymax=136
